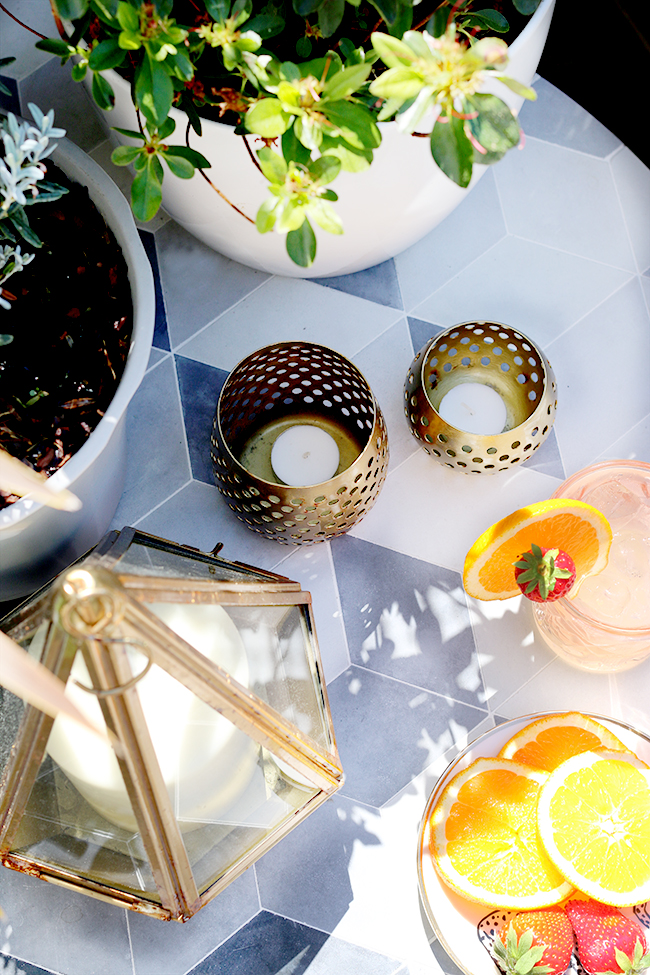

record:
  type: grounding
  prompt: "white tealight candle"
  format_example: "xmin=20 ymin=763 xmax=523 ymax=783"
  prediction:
xmin=437 ymin=382 xmax=507 ymax=435
xmin=271 ymin=425 xmax=340 ymax=486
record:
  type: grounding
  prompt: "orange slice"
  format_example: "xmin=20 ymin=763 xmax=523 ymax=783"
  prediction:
xmin=429 ymin=757 xmax=573 ymax=908
xmin=498 ymin=713 xmax=630 ymax=772
xmin=463 ymin=499 xmax=612 ymax=600
xmin=537 ymin=750 xmax=650 ymax=906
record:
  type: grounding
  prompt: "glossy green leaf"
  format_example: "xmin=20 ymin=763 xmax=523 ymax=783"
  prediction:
xmin=323 ymin=62 xmax=372 ymax=100
xmin=53 ymin=0 xmax=89 ymax=20
xmin=112 ymin=126 xmax=145 ymax=140
xmin=319 ymin=137 xmax=371 ymax=172
xmin=256 ymin=196 xmax=279 ymax=232
xmin=163 ymin=49 xmax=194 ymax=82
xmin=256 ymin=146 xmax=287 ymax=184
xmin=116 ymin=1 xmax=139 ymax=31
xmin=204 ymin=0 xmax=230 ymax=20
xmin=323 ymin=101 xmax=381 ymax=149
xmin=88 ymin=37 xmax=125 ymax=71
xmin=131 ymin=157 xmax=163 ymax=221
xmin=463 ymin=8 xmax=509 ymax=32
xmin=277 ymin=199 xmax=306 ymax=233
xmin=318 ymin=0 xmax=345 ymax=37
xmin=370 ymin=32 xmax=415 ymax=69
xmin=282 ymin=127 xmax=312 ymax=167
xmin=369 ymin=66 xmax=422 ymax=100
xmin=496 ymin=75 xmax=537 ymax=100
xmin=512 ymin=0 xmax=541 ymax=13
xmin=89 ymin=0 xmax=119 ymax=22
xmin=430 ymin=114 xmax=473 ymax=187
xmin=466 ymin=93 xmax=520 ymax=155
xmin=286 ymin=218 xmax=316 ymax=267
xmin=246 ymin=98 xmax=290 ymax=138
xmin=162 ymin=151 xmax=194 ymax=178
xmin=309 ymin=154 xmax=341 ymax=184
xmin=387 ymin=3 xmax=413 ymax=38
xmin=307 ymin=198 xmax=343 ymax=234
xmin=35 ymin=38 xmax=74 ymax=58
xmin=92 ymin=69 xmax=115 ymax=109
xmin=111 ymin=144 xmax=142 ymax=165
xmin=428 ymin=7 xmax=449 ymax=37
xmin=71 ymin=61 xmax=88 ymax=81
xmin=367 ymin=0 xmax=399 ymax=26
xmin=247 ymin=13 xmax=285 ymax=37
xmin=293 ymin=0 xmax=322 ymax=17
xmin=165 ymin=145 xmax=211 ymax=169
xmin=135 ymin=56 xmax=173 ymax=126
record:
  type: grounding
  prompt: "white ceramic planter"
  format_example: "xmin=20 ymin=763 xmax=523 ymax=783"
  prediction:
xmin=95 ymin=0 xmax=554 ymax=278
xmin=0 ymin=138 xmax=155 ymax=602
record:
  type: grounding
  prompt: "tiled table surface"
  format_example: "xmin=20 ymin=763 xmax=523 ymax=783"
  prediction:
xmin=2 ymin=3 xmax=650 ymax=973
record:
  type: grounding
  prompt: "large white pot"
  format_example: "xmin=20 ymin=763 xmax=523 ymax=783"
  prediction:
xmin=97 ymin=0 xmax=554 ymax=278
xmin=0 ymin=138 xmax=155 ymax=602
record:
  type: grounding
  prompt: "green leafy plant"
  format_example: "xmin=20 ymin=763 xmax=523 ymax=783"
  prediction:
xmin=33 ymin=0 xmax=541 ymax=266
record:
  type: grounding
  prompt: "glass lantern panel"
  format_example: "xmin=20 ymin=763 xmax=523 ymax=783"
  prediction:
xmin=221 ymin=604 xmax=334 ymax=754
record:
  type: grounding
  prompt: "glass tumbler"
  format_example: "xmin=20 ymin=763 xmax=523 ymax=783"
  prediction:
xmin=533 ymin=460 xmax=650 ymax=673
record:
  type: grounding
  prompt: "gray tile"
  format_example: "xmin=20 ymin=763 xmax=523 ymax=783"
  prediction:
xmin=129 ymin=869 xmax=259 ymax=975
xmin=255 ymin=793 xmax=372 ymax=932
xmin=395 ymin=170 xmax=507 ymax=312
xmin=0 ymin=1 xmax=58 ymax=81
xmin=110 ymin=355 xmax=191 ymax=529
xmin=16 ymin=59 xmax=106 ymax=154
xmin=175 ymin=355 xmax=229 ymax=485
xmin=309 ymin=259 xmax=403 ymax=311
xmin=327 ymin=665 xmax=487 ymax=806
xmin=0 ymin=868 xmax=132 ymax=975
xmin=155 ymin=221 xmax=270 ymax=349
xmin=332 ymin=536 xmax=485 ymax=707
xmin=494 ymin=137 xmax=635 ymax=270
xmin=519 ymin=78 xmax=622 ymax=158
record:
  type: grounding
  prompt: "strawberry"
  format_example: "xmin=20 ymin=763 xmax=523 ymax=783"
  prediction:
xmin=565 ymin=899 xmax=650 ymax=974
xmin=514 ymin=544 xmax=576 ymax=601
xmin=492 ymin=908 xmax=575 ymax=975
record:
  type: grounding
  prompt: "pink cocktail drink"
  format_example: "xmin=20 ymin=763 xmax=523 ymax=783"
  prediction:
xmin=533 ymin=460 xmax=650 ymax=672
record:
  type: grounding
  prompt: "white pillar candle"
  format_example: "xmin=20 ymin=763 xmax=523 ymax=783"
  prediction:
xmin=437 ymin=382 xmax=507 ymax=435
xmin=271 ymin=424 xmax=340 ymax=486
xmin=44 ymin=604 xmax=259 ymax=832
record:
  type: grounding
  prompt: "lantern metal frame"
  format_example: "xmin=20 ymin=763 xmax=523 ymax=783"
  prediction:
xmin=0 ymin=528 xmax=343 ymax=921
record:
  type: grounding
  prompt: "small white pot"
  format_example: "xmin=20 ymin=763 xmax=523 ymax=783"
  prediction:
xmin=0 ymin=138 xmax=155 ymax=602
xmin=96 ymin=0 xmax=554 ymax=278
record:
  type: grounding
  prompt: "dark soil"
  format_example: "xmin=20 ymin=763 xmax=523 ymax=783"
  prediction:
xmin=0 ymin=163 xmax=133 ymax=510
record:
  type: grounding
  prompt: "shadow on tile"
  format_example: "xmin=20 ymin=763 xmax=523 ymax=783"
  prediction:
xmin=175 ymin=355 xmax=230 ymax=484
xmin=309 ymin=259 xmax=403 ymax=311
xmin=187 ymin=910 xmax=400 ymax=975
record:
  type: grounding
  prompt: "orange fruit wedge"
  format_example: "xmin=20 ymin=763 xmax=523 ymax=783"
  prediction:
xmin=498 ymin=712 xmax=630 ymax=772
xmin=429 ymin=757 xmax=573 ymax=909
xmin=537 ymin=750 xmax=650 ymax=906
xmin=463 ymin=499 xmax=612 ymax=600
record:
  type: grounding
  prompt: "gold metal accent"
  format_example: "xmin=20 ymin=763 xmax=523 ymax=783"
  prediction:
xmin=404 ymin=322 xmax=557 ymax=473
xmin=211 ymin=342 xmax=389 ymax=543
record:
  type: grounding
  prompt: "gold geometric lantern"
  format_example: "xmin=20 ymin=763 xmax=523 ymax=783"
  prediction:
xmin=0 ymin=528 xmax=343 ymax=921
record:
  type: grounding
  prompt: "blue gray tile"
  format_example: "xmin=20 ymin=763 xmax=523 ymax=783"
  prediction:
xmin=309 ymin=259 xmax=403 ymax=310
xmin=518 ymin=78 xmax=622 ymax=158
xmin=139 ymin=229 xmax=171 ymax=352
xmin=175 ymin=355 xmax=229 ymax=484
xmin=331 ymin=535 xmax=485 ymax=706
xmin=0 ymin=956 xmax=54 ymax=975
xmin=187 ymin=909 xmax=402 ymax=975
xmin=155 ymin=221 xmax=270 ymax=349
xmin=327 ymin=664 xmax=487 ymax=806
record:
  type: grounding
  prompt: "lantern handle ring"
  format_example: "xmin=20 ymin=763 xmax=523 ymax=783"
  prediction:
xmin=72 ymin=638 xmax=154 ymax=698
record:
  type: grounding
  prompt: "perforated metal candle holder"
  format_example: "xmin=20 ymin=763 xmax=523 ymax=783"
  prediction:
xmin=404 ymin=322 xmax=557 ymax=473
xmin=211 ymin=342 xmax=389 ymax=543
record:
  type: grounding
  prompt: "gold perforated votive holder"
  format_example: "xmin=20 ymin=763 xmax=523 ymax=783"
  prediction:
xmin=211 ymin=342 xmax=389 ymax=543
xmin=404 ymin=322 xmax=557 ymax=473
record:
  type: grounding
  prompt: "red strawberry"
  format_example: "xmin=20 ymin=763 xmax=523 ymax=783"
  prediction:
xmin=514 ymin=544 xmax=576 ymax=601
xmin=492 ymin=907 xmax=575 ymax=975
xmin=565 ymin=899 xmax=650 ymax=974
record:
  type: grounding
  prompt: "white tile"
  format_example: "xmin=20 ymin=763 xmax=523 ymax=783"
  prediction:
xmin=610 ymin=147 xmax=650 ymax=273
xmin=548 ymin=278 xmax=650 ymax=475
xmin=494 ymin=137 xmax=636 ymax=270
xmin=518 ymin=78 xmax=621 ymax=158
xmin=350 ymin=451 xmax=562 ymax=574
xmin=410 ymin=236 xmax=632 ymax=345
xmin=394 ymin=170 xmax=507 ymax=313
xmin=353 ymin=319 xmax=421 ymax=472
xmin=178 ymin=277 xmax=403 ymax=372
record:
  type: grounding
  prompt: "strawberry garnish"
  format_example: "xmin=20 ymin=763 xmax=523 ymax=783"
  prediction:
xmin=514 ymin=544 xmax=576 ymax=602
xmin=565 ymin=899 xmax=650 ymax=975
xmin=492 ymin=908 xmax=575 ymax=975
